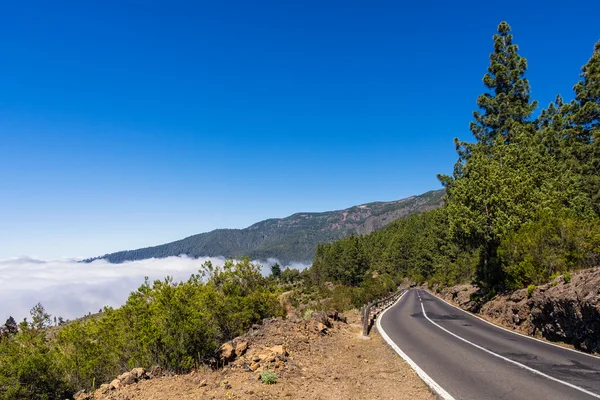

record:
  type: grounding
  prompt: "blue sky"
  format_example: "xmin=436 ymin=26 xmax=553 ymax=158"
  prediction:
xmin=1 ymin=1 xmax=599 ymax=259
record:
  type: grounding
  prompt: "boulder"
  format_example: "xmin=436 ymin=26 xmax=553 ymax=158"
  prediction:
xmin=316 ymin=322 xmax=327 ymax=333
xmin=73 ymin=390 xmax=92 ymax=400
xmin=109 ymin=378 xmax=121 ymax=391
xmin=235 ymin=340 xmax=248 ymax=357
xmin=311 ymin=312 xmax=332 ymax=328
xmin=270 ymin=345 xmax=288 ymax=357
xmin=98 ymin=384 xmax=110 ymax=394
xmin=250 ymin=361 xmax=261 ymax=371
xmin=149 ymin=365 xmax=163 ymax=378
xmin=131 ymin=367 xmax=145 ymax=380
xmin=118 ymin=371 xmax=136 ymax=386
xmin=220 ymin=342 xmax=236 ymax=362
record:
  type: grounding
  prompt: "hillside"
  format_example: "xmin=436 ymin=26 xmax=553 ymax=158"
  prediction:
xmin=88 ymin=189 xmax=444 ymax=264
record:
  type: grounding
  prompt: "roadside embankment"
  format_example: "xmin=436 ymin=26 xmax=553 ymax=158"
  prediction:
xmin=433 ymin=267 xmax=600 ymax=354
xmin=75 ymin=310 xmax=433 ymax=400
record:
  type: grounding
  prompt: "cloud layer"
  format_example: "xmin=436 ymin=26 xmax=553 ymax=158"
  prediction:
xmin=0 ymin=255 xmax=310 ymax=324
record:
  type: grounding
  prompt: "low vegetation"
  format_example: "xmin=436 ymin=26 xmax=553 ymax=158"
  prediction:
xmin=0 ymin=259 xmax=284 ymax=399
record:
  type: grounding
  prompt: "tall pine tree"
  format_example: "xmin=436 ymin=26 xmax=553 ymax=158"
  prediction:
xmin=470 ymin=21 xmax=537 ymax=147
xmin=566 ymin=41 xmax=600 ymax=213
xmin=439 ymin=22 xmax=539 ymax=286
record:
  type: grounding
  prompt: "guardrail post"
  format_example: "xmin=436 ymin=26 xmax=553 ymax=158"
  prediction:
xmin=362 ymin=303 xmax=371 ymax=336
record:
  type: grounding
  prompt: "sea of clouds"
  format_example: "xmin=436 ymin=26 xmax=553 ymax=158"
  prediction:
xmin=0 ymin=255 xmax=310 ymax=324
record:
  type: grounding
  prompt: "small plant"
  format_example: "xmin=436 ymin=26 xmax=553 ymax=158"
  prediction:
xmin=260 ymin=370 xmax=277 ymax=385
xmin=303 ymin=308 xmax=314 ymax=319
xmin=527 ymin=284 xmax=536 ymax=298
xmin=563 ymin=271 xmax=571 ymax=284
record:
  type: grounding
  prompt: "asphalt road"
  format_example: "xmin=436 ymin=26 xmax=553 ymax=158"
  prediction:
xmin=378 ymin=289 xmax=600 ymax=400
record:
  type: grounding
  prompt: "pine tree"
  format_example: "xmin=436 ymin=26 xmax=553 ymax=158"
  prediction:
xmin=470 ymin=21 xmax=537 ymax=147
xmin=439 ymin=22 xmax=540 ymax=286
xmin=270 ymin=263 xmax=282 ymax=278
xmin=566 ymin=41 xmax=600 ymax=213
xmin=4 ymin=317 xmax=18 ymax=336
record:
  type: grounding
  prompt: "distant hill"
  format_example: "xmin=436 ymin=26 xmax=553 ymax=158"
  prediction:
xmin=87 ymin=189 xmax=444 ymax=265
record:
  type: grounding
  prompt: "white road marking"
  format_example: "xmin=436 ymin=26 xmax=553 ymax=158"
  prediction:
xmin=377 ymin=291 xmax=456 ymax=400
xmin=418 ymin=291 xmax=600 ymax=399
xmin=423 ymin=289 xmax=600 ymax=361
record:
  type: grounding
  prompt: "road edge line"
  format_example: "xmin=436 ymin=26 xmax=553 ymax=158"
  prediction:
xmin=376 ymin=291 xmax=455 ymax=400
xmin=419 ymin=296 xmax=600 ymax=399
xmin=424 ymin=289 xmax=600 ymax=361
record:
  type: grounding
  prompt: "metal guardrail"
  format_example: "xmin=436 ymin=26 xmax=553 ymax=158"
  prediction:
xmin=361 ymin=289 xmax=405 ymax=336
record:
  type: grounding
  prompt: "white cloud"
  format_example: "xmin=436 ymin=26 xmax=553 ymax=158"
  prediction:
xmin=0 ymin=255 xmax=310 ymax=324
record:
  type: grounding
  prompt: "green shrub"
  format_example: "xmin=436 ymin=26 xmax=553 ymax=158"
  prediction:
xmin=500 ymin=214 xmax=600 ymax=288
xmin=563 ymin=271 xmax=571 ymax=284
xmin=1 ymin=258 xmax=286 ymax=395
xmin=527 ymin=284 xmax=536 ymax=298
xmin=260 ymin=370 xmax=277 ymax=385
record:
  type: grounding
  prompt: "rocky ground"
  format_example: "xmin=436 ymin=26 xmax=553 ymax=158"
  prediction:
xmin=75 ymin=310 xmax=433 ymax=400
xmin=433 ymin=267 xmax=600 ymax=354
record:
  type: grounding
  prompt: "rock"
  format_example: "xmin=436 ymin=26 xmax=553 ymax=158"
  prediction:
xmin=220 ymin=342 xmax=236 ymax=362
xmin=131 ymin=367 xmax=145 ymax=380
xmin=270 ymin=345 xmax=288 ymax=357
xmin=235 ymin=341 xmax=248 ymax=356
xmin=149 ymin=365 xmax=163 ymax=378
xmin=118 ymin=371 xmax=136 ymax=386
xmin=249 ymin=362 xmax=260 ymax=371
xmin=109 ymin=378 xmax=121 ymax=391
xmin=316 ymin=322 xmax=327 ymax=333
xmin=440 ymin=268 xmax=600 ymax=354
xmin=311 ymin=312 xmax=332 ymax=328
xmin=98 ymin=384 xmax=110 ymax=394
xmin=73 ymin=390 xmax=92 ymax=400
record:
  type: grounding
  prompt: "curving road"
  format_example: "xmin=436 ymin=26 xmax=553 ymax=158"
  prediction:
xmin=378 ymin=289 xmax=600 ymax=400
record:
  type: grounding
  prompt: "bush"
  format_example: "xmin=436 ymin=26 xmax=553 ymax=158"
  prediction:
xmin=260 ymin=370 xmax=277 ymax=385
xmin=563 ymin=271 xmax=572 ymax=284
xmin=527 ymin=284 xmax=536 ymax=298
xmin=499 ymin=214 xmax=600 ymax=288
xmin=2 ymin=259 xmax=285 ymax=395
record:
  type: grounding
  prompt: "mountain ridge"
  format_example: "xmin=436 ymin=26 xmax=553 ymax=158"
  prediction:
xmin=87 ymin=189 xmax=444 ymax=265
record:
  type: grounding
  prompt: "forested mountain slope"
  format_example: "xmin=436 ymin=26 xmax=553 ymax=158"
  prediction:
xmin=88 ymin=189 xmax=444 ymax=264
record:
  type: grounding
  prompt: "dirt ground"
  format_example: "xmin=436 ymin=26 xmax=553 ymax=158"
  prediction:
xmin=96 ymin=311 xmax=433 ymax=400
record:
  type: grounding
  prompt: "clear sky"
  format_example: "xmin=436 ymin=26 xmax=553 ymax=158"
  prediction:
xmin=1 ymin=0 xmax=599 ymax=259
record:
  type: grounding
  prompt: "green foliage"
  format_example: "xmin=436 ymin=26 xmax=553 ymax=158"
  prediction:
xmin=438 ymin=22 xmax=600 ymax=288
xmin=260 ymin=370 xmax=277 ymax=385
xmin=468 ymin=21 xmax=537 ymax=147
xmin=270 ymin=263 xmax=282 ymax=278
xmin=0 ymin=306 xmax=73 ymax=400
xmin=527 ymin=284 xmax=536 ymax=298
xmin=312 ymin=207 xmax=479 ymax=291
xmin=314 ymin=22 xmax=600 ymax=295
xmin=499 ymin=214 xmax=600 ymax=288
xmin=0 ymin=259 xmax=285 ymax=396
xmin=564 ymin=271 xmax=572 ymax=284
